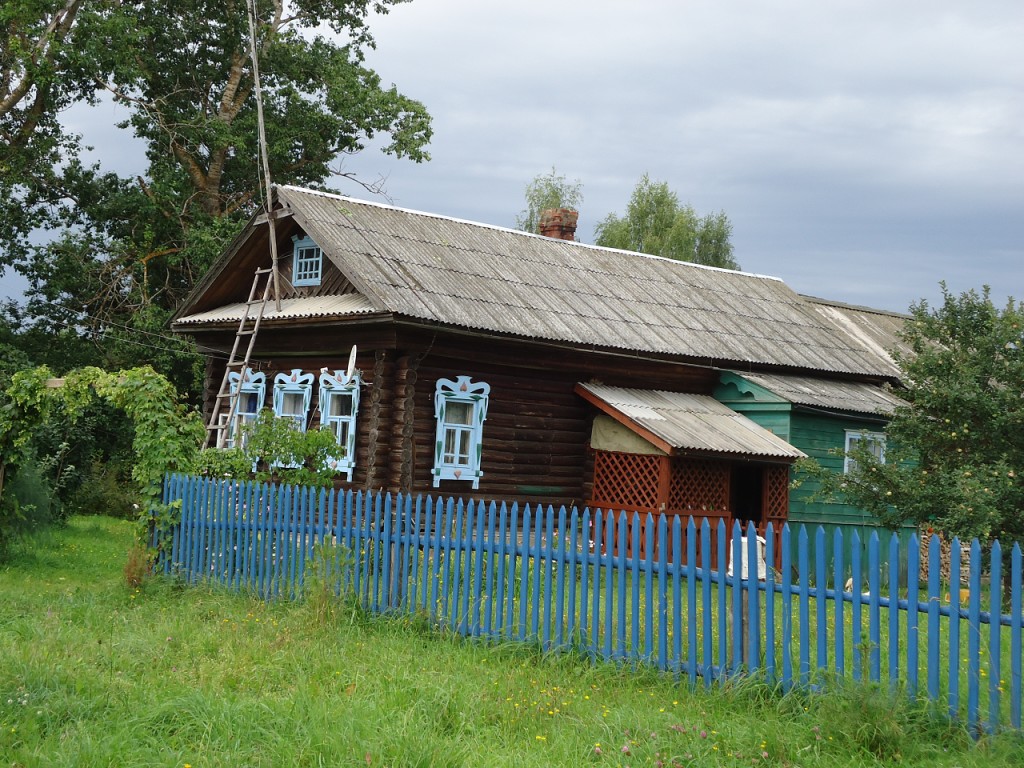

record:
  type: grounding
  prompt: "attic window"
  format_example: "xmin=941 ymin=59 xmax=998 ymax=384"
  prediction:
xmin=432 ymin=376 xmax=490 ymax=489
xmin=292 ymin=235 xmax=322 ymax=287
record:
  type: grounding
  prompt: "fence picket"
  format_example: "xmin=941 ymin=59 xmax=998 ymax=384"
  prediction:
xmin=798 ymin=526 xmax=810 ymax=686
xmin=850 ymin=529 xmax=862 ymax=683
xmin=656 ymin=514 xmax=668 ymax=671
xmin=765 ymin=522 xmax=776 ymax=684
xmin=781 ymin=523 xmax=793 ymax=691
xmin=833 ymin=527 xmax=844 ymax=678
xmin=907 ymin=532 xmax=920 ymax=700
xmin=868 ymin=532 xmax=881 ymax=683
xmin=949 ymin=537 xmax=962 ymax=719
xmin=815 ymin=526 xmax=827 ymax=674
xmin=1012 ymin=544 xmax=1022 ymax=730
xmin=691 ymin=517 xmax=702 ymax=686
xmin=160 ymin=474 xmax=1024 ymax=736
xmin=671 ymin=516 xmax=682 ymax=677
xmin=989 ymin=541 xmax=1002 ymax=734
xmin=927 ymin=532 xmax=941 ymax=701
xmin=888 ymin=533 xmax=900 ymax=691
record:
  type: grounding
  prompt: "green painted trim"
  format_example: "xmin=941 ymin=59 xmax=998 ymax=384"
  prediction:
xmin=714 ymin=371 xmax=789 ymax=405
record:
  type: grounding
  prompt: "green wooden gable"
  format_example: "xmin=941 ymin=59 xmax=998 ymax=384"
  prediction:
xmin=714 ymin=371 xmax=912 ymax=577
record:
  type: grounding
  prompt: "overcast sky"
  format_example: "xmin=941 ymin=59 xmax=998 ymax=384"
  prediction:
xmin=3 ymin=0 xmax=1021 ymax=313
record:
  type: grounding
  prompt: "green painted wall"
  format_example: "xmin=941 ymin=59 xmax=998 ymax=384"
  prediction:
xmin=715 ymin=373 xmax=915 ymax=583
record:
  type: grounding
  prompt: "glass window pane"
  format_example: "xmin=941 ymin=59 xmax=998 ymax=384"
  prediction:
xmin=443 ymin=427 xmax=471 ymax=465
xmin=329 ymin=393 xmax=353 ymax=417
xmin=446 ymin=401 xmax=473 ymax=425
xmin=282 ymin=392 xmax=304 ymax=417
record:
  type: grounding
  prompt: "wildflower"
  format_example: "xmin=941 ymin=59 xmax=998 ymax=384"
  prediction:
xmin=700 ymin=730 xmax=707 ymax=739
xmin=594 ymin=745 xmax=602 ymax=755
xmin=621 ymin=745 xmax=631 ymax=755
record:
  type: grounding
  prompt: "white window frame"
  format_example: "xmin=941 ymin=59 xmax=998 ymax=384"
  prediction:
xmin=844 ymin=429 xmax=886 ymax=475
xmin=319 ymin=369 xmax=361 ymax=481
xmin=291 ymin=235 xmax=323 ymax=287
xmin=224 ymin=368 xmax=266 ymax=450
xmin=432 ymin=376 xmax=490 ymax=489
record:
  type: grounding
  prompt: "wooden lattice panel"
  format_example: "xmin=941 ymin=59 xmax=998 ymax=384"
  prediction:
xmin=590 ymin=450 xmax=661 ymax=510
xmin=763 ymin=465 xmax=790 ymax=522
xmin=668 ymin=458 xmax=730 ymax=512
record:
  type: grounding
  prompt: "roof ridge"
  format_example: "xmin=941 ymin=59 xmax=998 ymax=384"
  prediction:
xmin=277 ymin=184 xmax=785 ymax=283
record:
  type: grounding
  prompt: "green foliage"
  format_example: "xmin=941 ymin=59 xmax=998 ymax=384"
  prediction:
xmin=0 ymin=455 xmax=60 ymax=560
xmin=594 ymin=173 xmax=738 ymax=269
xmin=802 ymin=285 xmax=1024 ymax=546
xmin=0 ymin=365 xmax=203 ymax=548
xmin=2 ymin=0 xmax=432 ymax=399
xmin=192 ymin=409 xmax=343 ymax=488
xmin=515 ymin=167 xmax=584 ymax=234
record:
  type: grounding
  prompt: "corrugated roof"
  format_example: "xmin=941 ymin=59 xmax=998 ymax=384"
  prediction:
xmin=176 ymin=185 xmax=903 ymax=378
xmin=578 ymin=383 xmax=806 ymax=460
xmin=175 ymin=293 xmax=379 ymax=325
xmin=737 ymin=372 xmax=907 ymax=416
xmin=802 ymin=296 xmax=910 ymax=373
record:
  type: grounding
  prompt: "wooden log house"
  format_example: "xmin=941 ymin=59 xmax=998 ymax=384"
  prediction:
xmin=172 ymin=186 xmax=905 ymax=562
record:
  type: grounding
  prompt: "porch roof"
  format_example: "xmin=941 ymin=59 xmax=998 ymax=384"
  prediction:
xmin=576 ymin=383 xmax=806 ymax=461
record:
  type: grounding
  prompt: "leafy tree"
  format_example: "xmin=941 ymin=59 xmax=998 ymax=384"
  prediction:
xmin=801 ymin=285 xmax=1024 ymax=547
xmin=594 ymin=174 xmax=738 ymax=270
xmin=515 ymin=166 xmax=583 ymax=234
xmin=3 ymin=0 xmax=432 ymax=399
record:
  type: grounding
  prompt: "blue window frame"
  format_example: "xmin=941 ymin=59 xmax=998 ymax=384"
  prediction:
xmin=432 ymin=376 xmax=490 ymax=489
xmin=291 ymin=235 xmax=323 ymax=287
xmin=273 ymin=369 xmax=314 ymax=431
xmin=272 ymin=369 xmax=314 ymax=469
xmin=225 ymin=368 xmax=266 ymax=450
xmin=319 ymin=370 xmax=361 ymax=481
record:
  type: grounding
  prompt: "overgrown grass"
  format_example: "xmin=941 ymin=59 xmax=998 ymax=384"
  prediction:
xmin=1 ymin=517 xmax=1021 ymax=767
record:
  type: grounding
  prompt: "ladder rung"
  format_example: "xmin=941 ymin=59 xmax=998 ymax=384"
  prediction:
xmin=246 ymin=299 xmax=266 ymax=306
xmin=237 ymin=330 xmax=255 ymax=336
xmin=254 ymin=268 xmax=273 ymax=275
xmin=215 ymin=392 xmax=236 ymax=399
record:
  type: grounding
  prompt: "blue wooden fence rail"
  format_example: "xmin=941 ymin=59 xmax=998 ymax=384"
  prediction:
xmin=158 ymin=473 xmax=1024 ymax=735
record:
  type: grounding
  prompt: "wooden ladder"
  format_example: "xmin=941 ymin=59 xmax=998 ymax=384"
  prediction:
xmin=204 ymin=266 xmax=277 ymax=449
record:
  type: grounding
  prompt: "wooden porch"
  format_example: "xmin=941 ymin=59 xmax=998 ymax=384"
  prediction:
xmin=586 ymin=449 xmax=790 ymax=570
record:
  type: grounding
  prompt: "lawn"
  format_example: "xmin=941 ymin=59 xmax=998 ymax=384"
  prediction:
xmin=1 ymin=516 xmax=1021 ymax=767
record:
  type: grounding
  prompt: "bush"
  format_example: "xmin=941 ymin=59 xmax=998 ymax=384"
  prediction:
xmin=66 ymin=458 xmax=140 ymax=519
xmin=0 ymin=457 xmax=61 ymax=560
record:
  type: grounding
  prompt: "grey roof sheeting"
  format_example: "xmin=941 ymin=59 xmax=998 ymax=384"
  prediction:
xmin=175 ymin=293 xmax=379 ymax=325
xmin=179 ymin=185 xmax=903 ymax=378
xmin=579 ymin=383 xmax=806 ymax=460
xmin=738 ymin=371 xmax=907 ymax=416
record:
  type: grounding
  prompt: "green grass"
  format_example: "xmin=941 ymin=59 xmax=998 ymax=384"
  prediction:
xmin=1 ymin=517 xmax=1021 ymax=767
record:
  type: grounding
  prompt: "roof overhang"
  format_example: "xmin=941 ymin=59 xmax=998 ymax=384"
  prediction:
xmin=173 ymin=293 xmax=380 ymax=329
xmin=576 ymin=382 xmax=806 ymax=462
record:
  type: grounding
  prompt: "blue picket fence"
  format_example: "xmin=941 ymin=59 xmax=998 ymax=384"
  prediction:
xmin=158 ymin=473 xmax=1024 ymax=735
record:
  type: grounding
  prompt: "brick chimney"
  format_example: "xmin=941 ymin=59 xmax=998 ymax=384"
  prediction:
xmin=538 ymin=208 xmax=579 ymax=241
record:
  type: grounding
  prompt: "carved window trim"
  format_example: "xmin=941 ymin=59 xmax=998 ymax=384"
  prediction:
xmin=432 ymin=375 xmax=490 ymax=489
xmin=224 ymin=368 xmax=266 ymax=450
xmin=319 ymin=370 xmax=361 ymax=481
